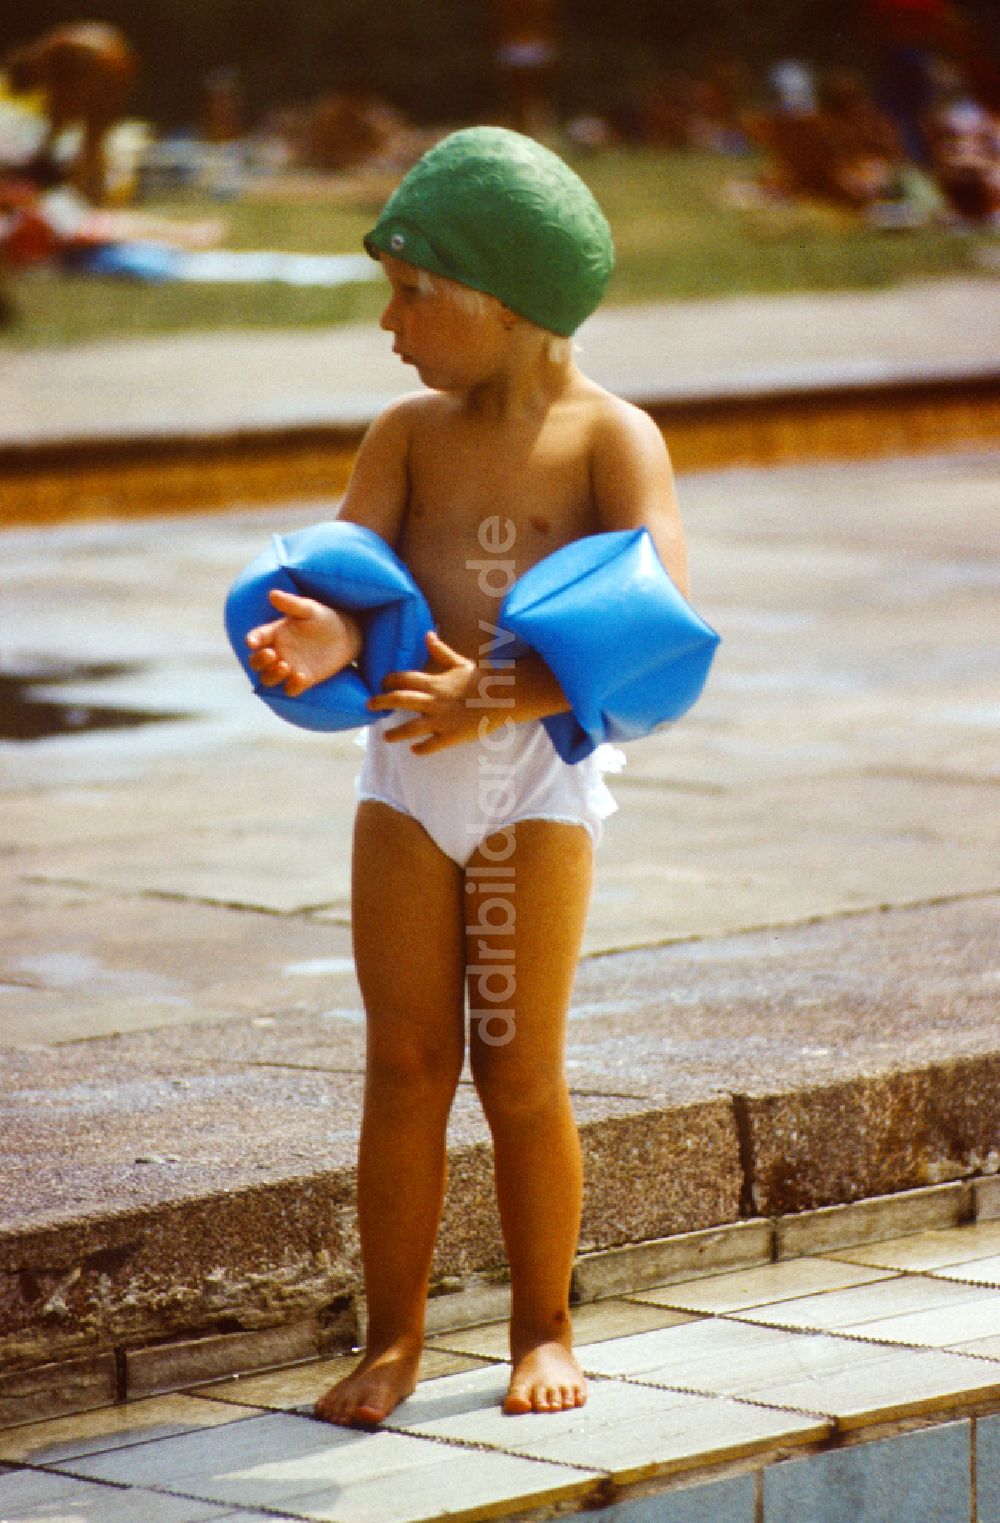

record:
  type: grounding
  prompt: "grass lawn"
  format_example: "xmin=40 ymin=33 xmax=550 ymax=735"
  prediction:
xmin=2 ymin=148 xmax=992 ymax=348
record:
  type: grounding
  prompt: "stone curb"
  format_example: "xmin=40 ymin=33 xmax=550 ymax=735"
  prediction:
xmin=2 ymin=364 xmax=998 ymax=526
xmin=2 ymin=1134 xmax=996 ymax=1431
xmin=1 ymin=358 xmax=995 ymax=457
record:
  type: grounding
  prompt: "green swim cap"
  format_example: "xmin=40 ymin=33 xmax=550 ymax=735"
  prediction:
xmin=364 ymin=126 xmax=614 ymax=337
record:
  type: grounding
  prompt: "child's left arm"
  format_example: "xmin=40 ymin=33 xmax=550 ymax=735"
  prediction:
xmin=591 ymin=398 xmax=689 ymax=597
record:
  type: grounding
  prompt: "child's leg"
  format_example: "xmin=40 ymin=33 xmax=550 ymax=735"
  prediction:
xmin=315 ymin=800 xmax=466 ymax=1427
xmin=465 ymin=819 xmax=593 ymax=1414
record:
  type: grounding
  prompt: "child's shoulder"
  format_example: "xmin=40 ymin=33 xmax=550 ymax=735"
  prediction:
xmin=381 ymin=389 xmax=458 ymax=427
xmin=573 ymin=377 xmax=671 ymax=469
xmin=362 ymin=387 xmax=448 ymax=436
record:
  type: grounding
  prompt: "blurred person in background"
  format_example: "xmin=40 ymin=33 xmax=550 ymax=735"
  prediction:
xmin=4 ymin=22 xmax=137 ymax=204
xmin=863 ymin=0 xmax=1000 ymax=161
xmin=927 ymin=83 xmax=1000 ymax=224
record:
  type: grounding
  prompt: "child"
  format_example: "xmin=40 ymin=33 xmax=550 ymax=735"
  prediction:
xmin=245 ymin=126 xmax=688 ymax=1427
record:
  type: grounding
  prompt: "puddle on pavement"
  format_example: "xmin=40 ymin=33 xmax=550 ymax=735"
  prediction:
xmin=0 ymin=660 xmax=187 ymax=741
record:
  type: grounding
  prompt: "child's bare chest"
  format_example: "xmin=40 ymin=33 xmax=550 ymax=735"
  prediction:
xmin=397 ymin=414 xmax=598 ymax=656
xmin=405 ymin=420 xmax=596 ymax=559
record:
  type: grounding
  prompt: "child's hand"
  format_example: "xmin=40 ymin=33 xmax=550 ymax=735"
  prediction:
xmin=368 ymin=631 xmax=489 ymax=753
xmin=246 ymin=589 xmax=362 ymax=698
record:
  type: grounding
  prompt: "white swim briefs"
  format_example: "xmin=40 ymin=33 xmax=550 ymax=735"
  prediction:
xmin=356 ymin=717 xmax=623 ymax=866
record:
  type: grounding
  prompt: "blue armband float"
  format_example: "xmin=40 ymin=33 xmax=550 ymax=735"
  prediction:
xmin=498 ymin=528 xmax=720 ymax=764
xmin=224 ymin=521 xmax=434 ymax=732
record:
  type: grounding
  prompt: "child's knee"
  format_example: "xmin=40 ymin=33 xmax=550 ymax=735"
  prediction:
xmin=368 ymin=1034 xmax=462 ymax=1104
xmin=470 ymin=1043 xmax=566 ymax=1122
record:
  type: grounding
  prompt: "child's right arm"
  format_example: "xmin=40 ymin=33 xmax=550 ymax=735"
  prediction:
xmin=334 ymin=396 xmax=415 ymax=544
xmin=245 ymin=399 xmax=416 ymax=697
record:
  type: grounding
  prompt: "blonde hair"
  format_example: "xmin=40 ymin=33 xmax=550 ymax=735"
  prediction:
xmin=415 ymin=267 xmax=572 ymax=364
xmin=414 ymin=266 xmax=491 ymax=315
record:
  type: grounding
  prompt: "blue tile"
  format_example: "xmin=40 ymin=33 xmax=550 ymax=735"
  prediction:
xmin=975 ymin=1412 xmax=1000 ymax=1523
xmin=586 ymin=1472 xmax=756 ymax=1522
xmin=764 ymin=1422 xmax=970 ymax=1523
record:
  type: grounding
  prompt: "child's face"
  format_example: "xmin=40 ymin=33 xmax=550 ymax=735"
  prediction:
xmin=378 ymin=253 xmax=509 ymax=392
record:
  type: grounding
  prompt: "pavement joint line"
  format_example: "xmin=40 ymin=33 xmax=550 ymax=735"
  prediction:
xmin=2 ymin=1460 xmax=133 ymax=1493
xmin=245 ymin=1061 xmax=365 ymax=1075
xmin=933 ymin=1348 xmax=1000 ymax=1365
xmin=592 ymin=1332 xmax=1000 ymax=1412
xmin=19 ymin=883 xmax=1000 ymax=934
xmin=861 ymin=767 xmax=1000 ymax=789
xmin=20 ymin=875 xmax=347 ymax=918
xmin=113 ymin=1346 xmax=127 ymax=1405
xmin=184 ymin=1072 xmax=656 ymax=1112
xmin=568 ymin=1087 xmax=659 ymax=1101
xmin=191 ymin=1352 xmax=506 ymax=1412
xmin=592 ymin=1373 xmax=834 ymax=1426
xmin=716 ymin=1311 xmax=1000 ymax=1364
xmin=41 ymin=1406 xmax=284 ymax=1464
xmin=925 ymin=1273 xmax=1000 ymax=1293
xmin=140 ymin=1494 xmax=313 ymax=1523
xmin=25 ymin=1464 xmax=317 ymax=1523
xmin=17 ymin=871 xmax=355 ymax=927
xmin=374 ymin=1415 xmax=616 ymax=1473
xmin=19 ymin=880 xmax=999 ymax=969
xmin=410 ymin=1338 xmax=507 ymax=1360
xmin=730 ymin=1093 xmax=759 ymax=1223
xmin=580 ymin=887 xmax=1000 ymax=958
xmin=234 ymin=1064 xmax=649 ymax=1102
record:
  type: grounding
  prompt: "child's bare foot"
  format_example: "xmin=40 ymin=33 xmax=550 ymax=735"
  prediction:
xmin=314 ymin=1342 xmax=421 ymax=1428
xmin=503 ymin=1340 xmax=587 ymax=1414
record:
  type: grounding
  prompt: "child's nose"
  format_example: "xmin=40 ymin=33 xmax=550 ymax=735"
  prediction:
xmin=380 ymin=298 xmax=399 ymax=333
